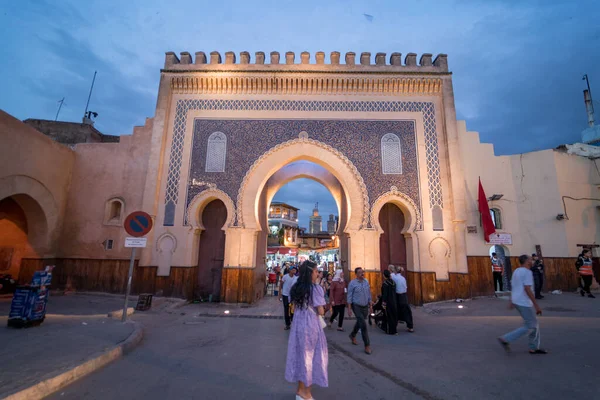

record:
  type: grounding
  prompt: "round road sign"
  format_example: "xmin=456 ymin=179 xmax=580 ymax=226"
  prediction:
xmin=124 ymin=211 xmax=153 ymax=237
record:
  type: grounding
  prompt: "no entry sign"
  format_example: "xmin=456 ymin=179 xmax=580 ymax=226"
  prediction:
xmin=124 ymin=211 xmax=153 ymax=237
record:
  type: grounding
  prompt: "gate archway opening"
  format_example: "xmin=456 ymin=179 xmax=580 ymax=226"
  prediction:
xmin=257 ymin=160 xmax=351 ymax=288
xmin=265 ymin=175 xmax=343 ymax=275
xmin=0 ymin=193 xmax=51 ymax=279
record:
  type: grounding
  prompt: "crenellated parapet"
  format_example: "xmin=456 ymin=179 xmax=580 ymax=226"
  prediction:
xmin=163 ymin=51 xmax=449 ymax=73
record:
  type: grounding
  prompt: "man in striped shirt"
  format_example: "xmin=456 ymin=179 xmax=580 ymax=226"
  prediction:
xmin=347 ymin=267 xmax=373 ymax=354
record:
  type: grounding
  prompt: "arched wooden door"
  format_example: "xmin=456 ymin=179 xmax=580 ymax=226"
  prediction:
xmin=197 ymin=200 xmax=227 ymax=301
xmin=379 ymin=203 xmax=407 ymax=272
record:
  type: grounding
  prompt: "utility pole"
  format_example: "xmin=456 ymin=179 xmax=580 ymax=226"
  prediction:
xmin=583 ymin=74 xmax=595 ymax=127
xmin=83 ymin=71 xmax=97 ymax=119
xmin=55 ymin=97 xmax=65 ymax=121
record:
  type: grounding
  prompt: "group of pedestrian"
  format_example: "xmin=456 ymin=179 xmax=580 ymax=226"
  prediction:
xmin=491 ymin=252 xmax=545 ymax=299
xmin=285 ymin=249 xmax=597 ymax=399
xmin=284 ymin=262 xmax=417 ymax=399
xmin=492 ymin=250 xmax=596 ymax=300
xmin=497 ymin=248 xmax=597 ymax=356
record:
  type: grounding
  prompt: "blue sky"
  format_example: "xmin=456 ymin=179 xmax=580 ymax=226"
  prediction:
xmin=1 ymin=0 xmax=598 ymax=222
xmin=273 ymin=178 xmax=337 ymax=230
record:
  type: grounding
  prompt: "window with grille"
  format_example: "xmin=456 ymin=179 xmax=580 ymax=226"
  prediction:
xmin=205 ymin=132 xmax=227 ymax=172
xmin=381 ymin=133 xmax=402 ymax=174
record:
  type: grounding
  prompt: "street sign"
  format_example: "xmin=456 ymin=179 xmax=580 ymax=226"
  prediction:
xmin=121 ymin=211 xmax=152 ymax=323
xmin=486 ymin=233 xmax=512 ymax=245
xmin=125 ymin=237 xmax=147 ymax=248
xmin=124 ymin=211 xmax=153 ymax=237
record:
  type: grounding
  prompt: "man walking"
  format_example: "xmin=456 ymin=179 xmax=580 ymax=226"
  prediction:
xmin=532 ymin=253 xmax=545 ymax=299
xmin=390 ymin=265 xmax=414 ymax=333
xmin=491 ymin=252 xmax=503 ymax=292
xmin=498 ymin=254 xmax=548 ymax=354
xmin=279 ymin=266 xmax=298 ymax=330
xmin=347 ymin=267 xmax=373 ymax=354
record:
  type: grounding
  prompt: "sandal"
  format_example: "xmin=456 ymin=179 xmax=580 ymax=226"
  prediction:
xmin=529 ymin=349 xmax=548 ymax=354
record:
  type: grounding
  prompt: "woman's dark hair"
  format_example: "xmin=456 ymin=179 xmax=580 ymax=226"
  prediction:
xmin=289 ymin=260 xmax=317 ymax=309
xmin=383 ymin=270 xmax=391 ymax=279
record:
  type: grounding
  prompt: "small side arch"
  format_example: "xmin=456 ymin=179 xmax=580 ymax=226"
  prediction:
xmin=187 ymin=188 xmax=235 ymax=231
xmin=370 ymin=187 xmax=421 ymax=234
xmin=0 ymin=175 xmax=58 ymax=253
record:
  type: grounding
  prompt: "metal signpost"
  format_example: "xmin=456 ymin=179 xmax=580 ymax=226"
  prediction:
xmin=122 ymin=211 xmax=153 ymax=322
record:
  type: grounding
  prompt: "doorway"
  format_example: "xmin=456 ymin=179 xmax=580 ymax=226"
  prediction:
xmin=489 ymin=245 xmax=511 ymax=291
xmin=379 ymin=203 xmax=407 ymax=273
xmin=197 ymin=199 xmax=227 ymax=301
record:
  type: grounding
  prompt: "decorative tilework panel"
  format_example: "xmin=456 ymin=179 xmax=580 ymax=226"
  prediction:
xmin=163 ymin=99 xmax=443 ymax=226
xmin=185 ymin=119 xmax=421 ymax=229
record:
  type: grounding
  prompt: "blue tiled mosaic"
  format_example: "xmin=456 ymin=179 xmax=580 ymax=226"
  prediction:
xmin=163 ymin=99 xmax=443 ymax=227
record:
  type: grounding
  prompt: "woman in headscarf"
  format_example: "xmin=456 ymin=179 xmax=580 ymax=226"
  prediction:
xmin=380 ymin=270 xmax=399 ymax=335
xmin=285 ymin=261 xmax=328 ymax=400
xmin=328 ymin=269 xmax=347 ymax=331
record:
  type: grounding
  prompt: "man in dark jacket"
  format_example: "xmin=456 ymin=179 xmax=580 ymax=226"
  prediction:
xmin=532 ymin=254 xmax=544 ymax=299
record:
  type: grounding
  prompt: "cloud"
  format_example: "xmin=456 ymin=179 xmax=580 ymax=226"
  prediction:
xmin=0 ymin=0 xmax=598 ymax=155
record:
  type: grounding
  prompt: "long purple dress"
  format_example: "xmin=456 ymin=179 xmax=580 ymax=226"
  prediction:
xmin=285 ymin=284 xmax=329 ymax=387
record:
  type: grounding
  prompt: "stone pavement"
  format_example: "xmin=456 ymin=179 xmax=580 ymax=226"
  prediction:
xmin=47 ymin=291 xmax=600 ymax=400
xmin=0 ymin=294 xmax=137 ymax=398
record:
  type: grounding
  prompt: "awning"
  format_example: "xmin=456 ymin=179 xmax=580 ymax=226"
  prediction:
xmin=267 ymin=247 xmax=298 ymax=255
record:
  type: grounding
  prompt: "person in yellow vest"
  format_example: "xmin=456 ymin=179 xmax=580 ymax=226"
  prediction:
xmin=491 ymin=252 xmax=503 ymax=292
xmin=576 ymin=249 xmax=595 ymax=298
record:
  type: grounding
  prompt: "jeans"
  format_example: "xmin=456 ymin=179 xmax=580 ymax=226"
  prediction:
xmin=330 ymin=304 xmax=346 ymax=328
xmin=282 ymin=295 xmax=293 ymax=327
xmin=350 ymin=304 xmax=370 ymax=346
xmin=396 ymin=293 xmax=413 ymax=329
xmin=493 ymin=272 xmax=503 ymax=292
xmin=501 ymin=304 xmax=540 ymax=350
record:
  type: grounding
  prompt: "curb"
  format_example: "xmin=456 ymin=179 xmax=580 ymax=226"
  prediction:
xmin=2 ymin=321 xmax=144 ymax=400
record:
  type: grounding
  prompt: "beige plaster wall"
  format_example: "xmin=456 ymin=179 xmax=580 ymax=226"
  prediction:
xmin=554 ymin=152 xmax=600 ymax=256
xmin=458 ymin=120 xmax=598 ymax=258
xmin=0 ymin=110 xmax=74 ymax=261
xmin=58 ymin=118 xmax=153 ymax=259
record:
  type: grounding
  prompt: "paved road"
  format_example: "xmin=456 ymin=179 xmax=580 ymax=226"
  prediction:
xmin=0 ymin=294 xmax=136 ymax=398
xmin=49 ymin=293 xmax=600 ymax=400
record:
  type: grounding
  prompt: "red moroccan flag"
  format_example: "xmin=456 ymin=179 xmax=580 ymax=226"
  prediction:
xmin=478 ymin=178 xmax=496 ymax=242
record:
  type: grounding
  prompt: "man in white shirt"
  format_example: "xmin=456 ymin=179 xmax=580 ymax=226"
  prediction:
xmin=279 ymin=266 xmax=298 ymax=330
xmin=498 ymin=254 xmax=547 ymax=354
xmin=389 ymin=265 xmax=414 ymax=332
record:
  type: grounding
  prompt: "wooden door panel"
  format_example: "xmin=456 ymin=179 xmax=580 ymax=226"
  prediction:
xmin=378 ymin=203 xmax=407 ymax=275
xmin=197 ymin=200 xmax=227 ymax=300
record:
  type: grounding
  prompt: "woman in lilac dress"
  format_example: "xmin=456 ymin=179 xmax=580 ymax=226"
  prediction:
xmin=285 ymin=260 xmax=328 ymax=400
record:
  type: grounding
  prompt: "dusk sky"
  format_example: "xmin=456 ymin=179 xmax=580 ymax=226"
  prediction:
xmin=1 ymin=0 xmax=598 ymax=227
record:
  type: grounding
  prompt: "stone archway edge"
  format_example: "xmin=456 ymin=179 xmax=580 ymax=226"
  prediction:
xmin=370 ymin=186 xmax=422 ymax=232
xmin=236 ymin=136 xmax=370 ymax=229
xmin=186 ymin=187 xmax=236 ymax=230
